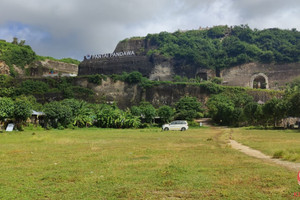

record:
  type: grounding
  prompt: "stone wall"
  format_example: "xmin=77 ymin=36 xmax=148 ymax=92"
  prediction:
xmin=221 ymin=62 xmax=300 ymax=89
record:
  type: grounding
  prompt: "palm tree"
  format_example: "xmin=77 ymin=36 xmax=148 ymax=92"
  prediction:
xmin=73 ymin=101 xmax=94 ymax=127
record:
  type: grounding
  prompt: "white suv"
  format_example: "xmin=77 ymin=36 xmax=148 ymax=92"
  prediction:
xmin=162 ymin=120 xmax=188 ymax=131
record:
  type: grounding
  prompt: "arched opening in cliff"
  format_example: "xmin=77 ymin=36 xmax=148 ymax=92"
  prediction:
xmin=196 ymin=72 xmax=208 ymax=81
xmin=251 ymin=73 xmax=269 ymax=89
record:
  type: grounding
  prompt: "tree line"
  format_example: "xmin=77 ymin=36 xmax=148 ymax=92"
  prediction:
xmin=0 ymin=96 xmax=204 ymax=130
xmin=207 ymin=89 xmax=300 ymax=127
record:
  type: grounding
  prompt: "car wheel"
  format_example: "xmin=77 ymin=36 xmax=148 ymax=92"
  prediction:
xmin=164 ymin=127 xmax=169 ymax=131
xmin=181 ymin=127 xmax=186 ymax=131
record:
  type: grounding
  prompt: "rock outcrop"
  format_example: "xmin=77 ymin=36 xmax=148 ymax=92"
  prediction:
xmin=29 ymin=59 xmax=78 ymax=77
xmin=221 ymin=62 xmax=300 ymax=89
xmin=0 ymin=61 xmax=10 ymax=75
xmin=73 ymin=77 xmax=276 ymax=109
xmin=0 ymin=59 xmax=78 ymax=78
xmin=78 ymin=38 xmax=209 ymax=81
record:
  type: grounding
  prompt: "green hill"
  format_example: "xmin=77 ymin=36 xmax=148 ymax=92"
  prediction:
xmin=0 ymin=39 xmax=80 ymax=77
xmin=145 ymin=25 xmax=300 ymax=70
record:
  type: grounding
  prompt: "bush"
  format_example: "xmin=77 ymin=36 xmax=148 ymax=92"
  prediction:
xmin=43 ymin=101 xmax=73 ymax=128
xmin=157 ymin=105 xmax=174 ymax=123
xmin=88 ymin=74 xmax=107 ymax=85
xmin=0 ymin=97 xmax=14 ymax=121
xmin=125 ymin=71 xmax=143 ymax=84
xmin=139 ymin=102 xmax=156 ymax=123
xmin=19 ymin=80 xmax=49 ymax=94
xmin=273 ymin=150 xmax=284 ymax=159
xmin=0 ymin=40 xmax=36 ymax=68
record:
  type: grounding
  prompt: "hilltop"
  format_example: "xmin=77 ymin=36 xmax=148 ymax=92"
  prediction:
xmin=0 ymin=38 xmax=79 ymax=77
xmin=79 ymin=25 xmax=300 ymax=89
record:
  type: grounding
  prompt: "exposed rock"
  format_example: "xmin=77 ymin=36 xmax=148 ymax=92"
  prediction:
xmin=79 ymin=55 xmax=154 ymax=77
xmin=114 ymin=39 xmax=149 ymax=55
xmin=78 ymin=37 xmax=206 ymax=80
xmin=79 ymin=37 xmax=300 ymax=89
xmin=13 ymin=65 xmax=25 ymax=76
xmin=73 ymin=77 xmax=276 ymax=109
xmin=221 ymin=62 xmax=300 ymax=89
xmin=0 ymin=61 xmax=10 ymax=75
xmin=75 ymin=77 xmax=141 ymax=108
xmin=29 ymin=59 xmax=78 ymax=77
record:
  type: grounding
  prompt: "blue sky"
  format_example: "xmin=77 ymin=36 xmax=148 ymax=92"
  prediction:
xmin=0 ymin=0 xmax=299 ymax=61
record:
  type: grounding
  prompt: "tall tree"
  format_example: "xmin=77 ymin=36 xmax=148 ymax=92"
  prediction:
xmin=0 ymin=97 xmax=14 ymax=122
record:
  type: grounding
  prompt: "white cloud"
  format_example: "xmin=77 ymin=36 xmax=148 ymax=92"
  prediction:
xmin=0 ymin=0 xmax=299 ymax=60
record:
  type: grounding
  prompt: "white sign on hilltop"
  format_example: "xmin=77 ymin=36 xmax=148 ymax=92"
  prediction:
xmin=85 ymin=51 xmax=135 ymax=60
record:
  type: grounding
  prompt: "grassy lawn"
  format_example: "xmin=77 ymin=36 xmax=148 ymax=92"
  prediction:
xmin=1 ymin=127 xmax=299 ymax=199
xmin=232 ymin=128 xmax=300 ymax=162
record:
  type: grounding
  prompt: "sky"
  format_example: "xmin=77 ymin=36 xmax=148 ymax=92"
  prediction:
xmin=0 ymin=0 xmax=299 ymax=61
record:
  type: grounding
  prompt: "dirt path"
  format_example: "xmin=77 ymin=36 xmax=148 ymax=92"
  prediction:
xmin=229 ymin=139 xmax=300 ymax=171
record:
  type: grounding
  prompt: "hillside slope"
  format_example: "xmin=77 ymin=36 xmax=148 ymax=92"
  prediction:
xmin=0 ymin=39 xmax=79 ymax=77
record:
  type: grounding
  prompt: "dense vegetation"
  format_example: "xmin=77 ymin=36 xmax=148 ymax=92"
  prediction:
xmin=0 ymin=75 xmax=95 ymax=103
xmin=1 ymin=72 xmax=299 ymax=130
xmin=0 ymin=39 xmax=36 ymax=77
xmin=145 ymin=25 xmax=300 ymax=70
xmin=207 ymin=78 xmax=300 ymax=127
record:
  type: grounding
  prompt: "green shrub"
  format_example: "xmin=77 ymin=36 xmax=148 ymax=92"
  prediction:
xmin=19 ymin=80 xmax=49 ymax=94
xmin=124 ymin=71 xmax=143 ymax=84
xmin=273 ymin=150 xmax=284 ymax=159
xmin=0 ymin=40 xmax=36 ymax=68
xmin=88 ymin=74 xmax=107 ymax=85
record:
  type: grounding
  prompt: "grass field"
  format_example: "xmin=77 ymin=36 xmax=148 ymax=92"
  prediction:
xmin=232 ymin=128 xmax=300 ymax=162
xmin=1 ymin=127 xmax=300 ymax=199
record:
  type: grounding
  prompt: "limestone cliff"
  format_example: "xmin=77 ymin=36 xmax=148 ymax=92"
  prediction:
xmin=220 ymin=62 xmax=300 ymax=89
xmin=79 ymin=38 xmax=208 ymax=81
xmin=73 ymin=77 xmax=277 ymax=109
xmin=0 ymin=59 xmax=78 ymax=77
xmin=29 ymin=59 xmax=78 ymax=77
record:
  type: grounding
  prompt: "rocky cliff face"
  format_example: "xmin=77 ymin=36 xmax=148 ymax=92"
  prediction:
xmin=79 ymin=55 xmax=154 ymax=78
xmin=221 ymin=62 xmax=300 ymax=89
xmin=114 ymin=38 xmax=152 ymax=55
xmin=29 ymin=59 xmax=78 ymax=77
xmin=0 ymin=59 xmax=78 ymax=77
xmin=73 ymin=77 xmax=276 ymax=109
xmin=79 ymin=38 xmax=207 ymax=81
xmin=75 ymin=77 xmax=142 ymax=108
